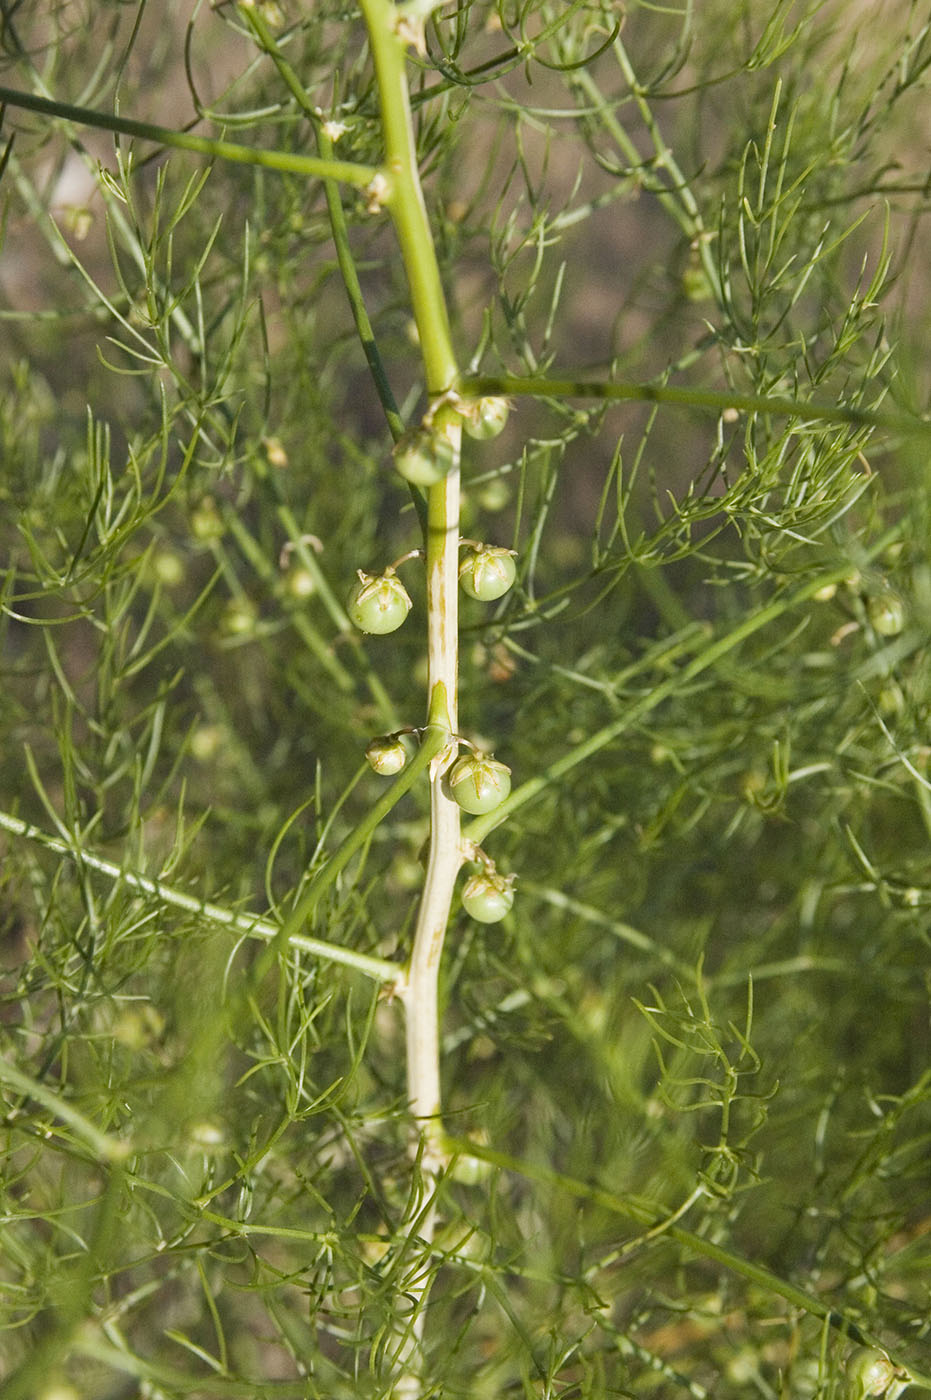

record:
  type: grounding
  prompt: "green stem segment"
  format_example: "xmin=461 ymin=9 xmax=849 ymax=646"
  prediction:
xmin=238 ymin=3 xmax=405 ymax=442
xmin=0 ymin=84 xmax=377 ymax=185
xmin=357 ymin=7 xmax=462 ymax=1393
xmin=358 ymin=0 xmax=462 ymax=1151
xmin=0 ymin=806 xmax=401 ymax=984
xmin=359 ymin=0 xmax=459 ymax=393
xmin=459 ymin=373 xmax=931 ymax=437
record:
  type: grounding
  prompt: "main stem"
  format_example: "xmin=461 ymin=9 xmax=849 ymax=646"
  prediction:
xmin=358 ymin=3 xmax=462 ymax=1393
xmin=405 ymin=474 xmax=461 ymax=1164
xmin=358 ymin=0 xmax=461 ymax=1146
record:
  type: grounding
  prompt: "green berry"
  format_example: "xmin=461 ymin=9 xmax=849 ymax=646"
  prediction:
xmin=446 ymin=753 xmax=511 ymax=815
xmin=365 ymin=735 xmax=408 ymax=775
xmin=347 ymin=570 xmax=412 ymax=634
xmin=221 ymin=597 xmax=257 ymax=636
xmin=461 ymin=871 xmax=514 ymax=923
xmin=285 ymin=567 xmax=316 ymax=600
xmin=393 ymin=406 xmax=460 ymax=487
xmin=845 ymin=1348 xmax=896 ymax=1400
xmin=190 ymin=497 xmax=223 ymax=541
xmin=459 ymin=545 xmax=517 ymax=601
xmin=464 ymin=397 xmax=509 ymax=441
xmin=867 ymin=591 xmax=905 ymax=637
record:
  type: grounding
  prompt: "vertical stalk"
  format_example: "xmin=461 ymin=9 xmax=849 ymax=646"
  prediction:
xmin=358 ymin=0 xmax=462 ymax=1152
xmin=393 ymin=463 xmax=461 ymax=1398
xmin=405 ymin=469 xmax=461 ymax=1164
xmin=359 ymin=0 xmax=459 ymax=395
xmin=358 ymin=3 xmax=462 ymax=1392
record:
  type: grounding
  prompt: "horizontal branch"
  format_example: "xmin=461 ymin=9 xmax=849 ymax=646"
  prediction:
xmin=459 ymin=374 xmax=931 ymax=438
xmin=0 ymin=86 xmax=378 ymax=187
xmin=0 ymin=808 xmax=398 ymax=984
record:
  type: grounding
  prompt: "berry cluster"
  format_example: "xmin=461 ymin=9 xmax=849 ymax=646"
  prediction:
xmin=347 ymin=395 xmax=517 ymax=923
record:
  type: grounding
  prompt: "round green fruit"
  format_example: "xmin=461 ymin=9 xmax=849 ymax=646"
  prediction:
xmin=464 ymin=396 xmax=509 ymax=441
xmin=445 ymin=753 xmax=511 ymax=815
xmin=461 ymin=871 xmax=514 ymax=923
xmin=459 ymin=545 xmax=517 ymax=601
xmin=867 ymin=592 xmax=905 ymax=637
xmin=393 ymin=407 xmax=460 ymax=487
xmin=845 ymin=1348 xmax=895 ymax=1400
xmin=347 ymin=571 xmax=412 ymax=634
xmin=365 ymin=735 xmax=408 ymax=775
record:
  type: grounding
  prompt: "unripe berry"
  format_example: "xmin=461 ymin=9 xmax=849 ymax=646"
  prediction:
xmin=285 ymin=567 xmax=316 ymax=599
xmin=867 ymin=591 xmax=905 ymax=637
xmin=347 ymin=570 xmax=412 ymax=634
xmin=459 ymin=545 xmax=517 ymax=601
xmin=461 ymin=871 xmax=514 ymax=923
xmin=393 ymin=426 xmax=455 ymax=486
xmin=394 ymin=405 xmax=460 ymax=486
xmin=445 ymin=753 xmax=511 ymax=815
xmin=365 ymin=735 xmax=408 ymax=775
xmin=463 ymin=396 xmax=509 ymax=441
xmin=682 ymin=265 xmax=713 ymax=302
xmin=845 ymin=1348 xmax=896 ymax=1400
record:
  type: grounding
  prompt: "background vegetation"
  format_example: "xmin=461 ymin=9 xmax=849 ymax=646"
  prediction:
xmin=1 ymin=1 xmax=930 ymax=1396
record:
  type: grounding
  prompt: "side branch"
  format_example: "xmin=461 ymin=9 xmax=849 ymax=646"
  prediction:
xmin=459 ymin=373 xmax=931 ymax=437
xmin=0 ymin=85 xmax=379 ymax=186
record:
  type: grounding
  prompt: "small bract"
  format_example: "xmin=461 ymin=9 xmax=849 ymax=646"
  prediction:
xmin=461 ymin=871 xmax=514 ymax=923
xmin=459 ymin=545 xmax=517 ymax=602
xmin=347 ymin=570 xmax=412 ymax=634
xmin=446 ymin=753 xmax=511 ymax=815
